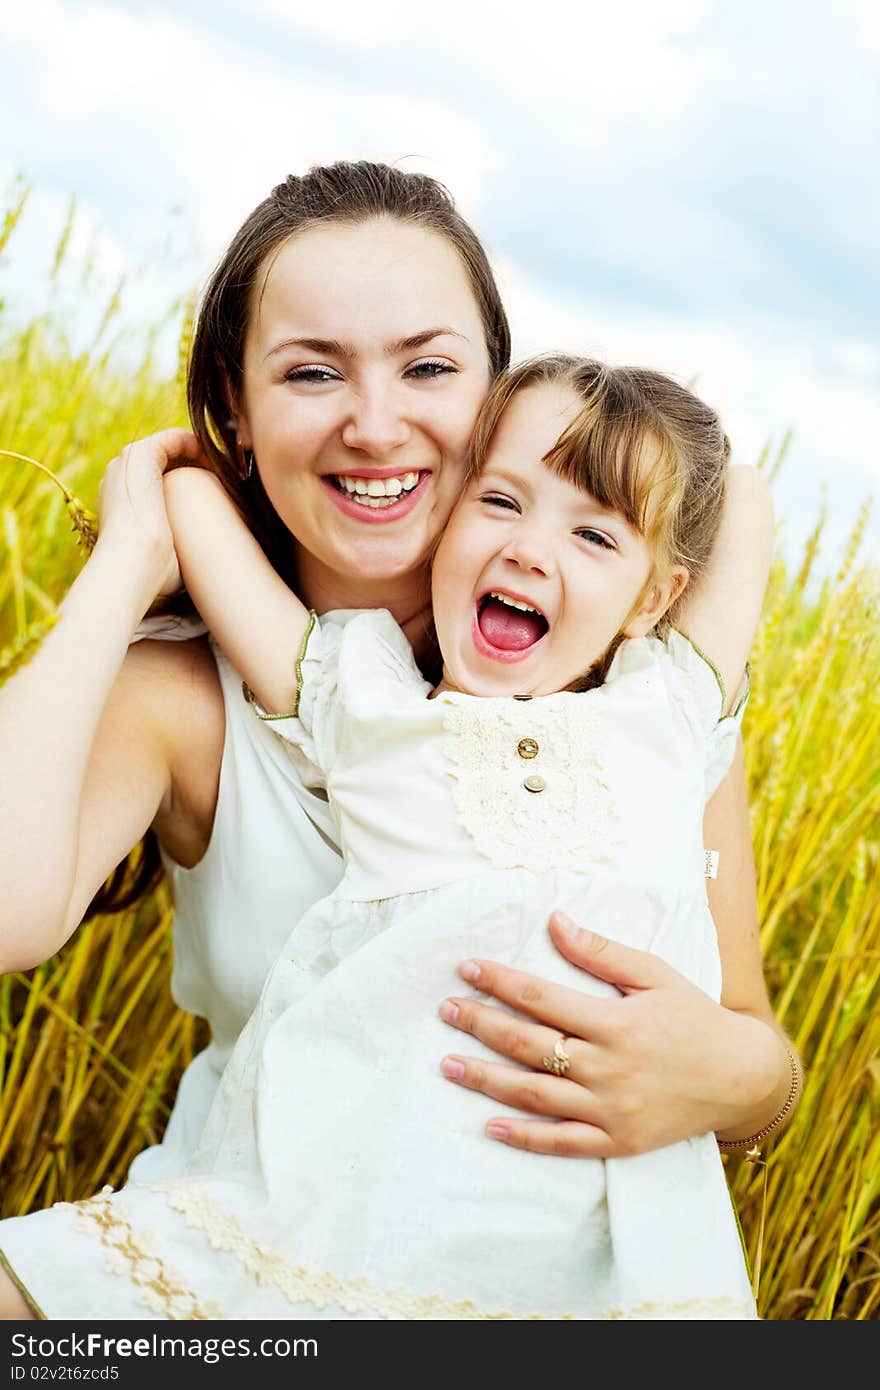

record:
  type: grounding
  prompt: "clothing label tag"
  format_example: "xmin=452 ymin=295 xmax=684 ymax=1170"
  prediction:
xmin=704 ymin=849 xmax=720 ymax=879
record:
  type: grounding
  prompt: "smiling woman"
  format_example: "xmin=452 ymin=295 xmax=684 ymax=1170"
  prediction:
xmin=0 ymin=161 xmax=798 ymax=1321
xmin=0 ymin=344 xmax=777 ymax=1320
xmin=231 ymin=221 xmax=491 ymax=597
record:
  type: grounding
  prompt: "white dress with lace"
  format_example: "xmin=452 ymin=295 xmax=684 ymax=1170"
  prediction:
xmin=0 ymin=610 xmax=756 ymax=1320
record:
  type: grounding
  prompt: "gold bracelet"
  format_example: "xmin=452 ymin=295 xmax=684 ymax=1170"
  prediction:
xmin=717 ymin=1047 xmax=802 ymax=1163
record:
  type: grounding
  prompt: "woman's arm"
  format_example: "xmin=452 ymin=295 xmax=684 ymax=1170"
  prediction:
xmin=163 ymin=468 xmax=310 ymax=716
xmin=0 ymin=430 xmax=215 ymax=970
xmin=703 ymin=740 xmax=801 ymax=1146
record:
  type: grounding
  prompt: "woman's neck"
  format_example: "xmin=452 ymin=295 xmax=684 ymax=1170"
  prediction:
xmin=295 ymin=552 xmax=436 ymax=669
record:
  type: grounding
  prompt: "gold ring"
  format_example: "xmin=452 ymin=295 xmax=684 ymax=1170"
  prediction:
xmin=542 ymin=1035 xmax=571 ymax=1076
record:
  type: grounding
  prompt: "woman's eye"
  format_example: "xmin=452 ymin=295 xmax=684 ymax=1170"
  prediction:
xmin=405 ymin=358 xmax=457 ymax=379
xmin=577 ymin=528 xmax=615 ymax=550
xmin=283 ymin=365 xmax=341 ymax=384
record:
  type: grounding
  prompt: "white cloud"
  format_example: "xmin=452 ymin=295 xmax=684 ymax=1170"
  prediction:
xmin=1 ymin=0 xmax=876 ymax=578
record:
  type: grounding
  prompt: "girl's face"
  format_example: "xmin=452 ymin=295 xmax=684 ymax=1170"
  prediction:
xmin=431 ymin=383 xmax=686 ymax=698
xmin=235 ymin=218 xmax=492 ymax=601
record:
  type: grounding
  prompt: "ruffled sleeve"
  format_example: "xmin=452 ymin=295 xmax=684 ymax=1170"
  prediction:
xmin=130 ymin=611 xmax=208 ymax=644
xmin=242 ymin=613 xmax=345 ymax=789
xmin=662 ymin=628 xmax=751 ymax=800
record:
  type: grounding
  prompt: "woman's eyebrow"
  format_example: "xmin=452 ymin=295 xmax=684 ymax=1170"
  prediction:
xmin=385 ymin=327 xmax=469 ymax=355
xmin=265 ymin=327 xmax=468 ymax=363
xmin=265 ymin=336 xmax=355 ymax=361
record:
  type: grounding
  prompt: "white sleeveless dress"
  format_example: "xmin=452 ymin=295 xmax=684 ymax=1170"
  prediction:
xmin=128 ymin=623 xmax=344 ymax=1180
xmin=0 ymin=610 xmax=756 ymax=1320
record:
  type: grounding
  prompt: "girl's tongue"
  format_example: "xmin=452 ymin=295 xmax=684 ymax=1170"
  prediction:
xmin=477 ymin=596 xmax=547 ymax=651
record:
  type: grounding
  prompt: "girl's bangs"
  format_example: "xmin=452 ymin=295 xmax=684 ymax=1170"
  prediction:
xmin=543 ymin=407 xmax=683 ymax=546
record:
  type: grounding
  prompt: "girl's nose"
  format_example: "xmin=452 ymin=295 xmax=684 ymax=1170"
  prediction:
xmin=341 ymin=385 xmax=410 ymax=456
xmin=501 ymin=526 xmax=554 ymax=577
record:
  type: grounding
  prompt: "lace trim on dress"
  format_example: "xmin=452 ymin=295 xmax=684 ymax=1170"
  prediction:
xmin=440 ymin=694 xmax=618 ymax=872
xmin=68 ymin=1189 xmax=217 ymax=1320
xmin=148 ymin=1180 xmax=754 ymax=1320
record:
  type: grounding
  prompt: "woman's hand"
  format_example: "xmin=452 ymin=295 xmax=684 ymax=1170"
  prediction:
xmin=438 ymin=910 xmax=784 ymax=1158
xmin=96 ymin=428 xmax=208 ymax=599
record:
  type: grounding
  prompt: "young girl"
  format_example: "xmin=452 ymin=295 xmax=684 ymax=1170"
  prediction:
xmin=0 ymin=355 xmax=773 ymax=1320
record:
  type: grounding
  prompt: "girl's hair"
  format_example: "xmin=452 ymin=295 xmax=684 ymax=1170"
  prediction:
xmin=469 ymin=354 xmax=730 ymax=687
xmin=87 ymin=161 xmax=510 ymax=921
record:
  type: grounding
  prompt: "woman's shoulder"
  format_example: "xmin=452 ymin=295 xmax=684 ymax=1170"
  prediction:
xmin=127 ymin=636 xmax=225 ymax=863
xmin=126 ymin=631 xmax=222 ymax=709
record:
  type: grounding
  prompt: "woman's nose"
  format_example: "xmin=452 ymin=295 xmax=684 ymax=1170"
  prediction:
xmin=341 ymin=386 xmax=410 ymax=456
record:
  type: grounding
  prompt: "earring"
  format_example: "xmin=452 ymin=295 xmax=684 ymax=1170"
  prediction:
xmin=243 ymin=449 xmax=256 ymax=480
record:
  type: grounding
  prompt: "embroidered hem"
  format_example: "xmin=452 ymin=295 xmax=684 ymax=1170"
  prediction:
xmin=144 ymin=1180 xmax=753 ymax=1321
xmin=70 ymin=1190 xmax=217 ymax=1320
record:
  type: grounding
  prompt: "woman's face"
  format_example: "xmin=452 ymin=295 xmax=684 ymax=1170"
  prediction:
xmin=236 ymin=218 xmax=492 ymax=601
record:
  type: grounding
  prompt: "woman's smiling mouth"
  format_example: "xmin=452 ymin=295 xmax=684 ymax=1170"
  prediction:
xmin=322 ymin=469 xmax=431 ymax=523
xmin=472 ymin=590 xmax=550 ymax=662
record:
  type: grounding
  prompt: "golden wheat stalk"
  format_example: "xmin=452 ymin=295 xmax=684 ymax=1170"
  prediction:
xmin=0 ymin=449 xmax=98 ymax=554
xmin=0 ymin=612 xmax=59 ymax=687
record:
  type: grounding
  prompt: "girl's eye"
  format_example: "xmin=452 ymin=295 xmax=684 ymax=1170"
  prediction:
xmin=283 ymin=365 xmax=341 ymax=384
xmin=576 ymin=528 xmax=615 ymax=550
xmin=482 ymin=493 xmax=519 ymax=512
xmin=405 ymin=358 xmax=458 ymax=379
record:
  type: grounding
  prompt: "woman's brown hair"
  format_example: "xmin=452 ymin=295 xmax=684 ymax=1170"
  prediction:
xmin=87 ymin=161 xmax=511 ymax=919
xmin=190 ymin=161 xmax=511 ymax=591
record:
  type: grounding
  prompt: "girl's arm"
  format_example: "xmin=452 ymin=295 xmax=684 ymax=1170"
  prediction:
xmin=163 ymin=468 xmax=311 ymax=715
xmin=675 ymin=464 xmax=774 ymax=714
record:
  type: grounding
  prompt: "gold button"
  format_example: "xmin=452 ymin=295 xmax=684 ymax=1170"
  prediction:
xmin=517 ymin=738 xmax=539 ymax=760
xmin=513 ymin=693 xmax=532 ymax=701
xmin=523 ymin=774 xmax=546 ymax=793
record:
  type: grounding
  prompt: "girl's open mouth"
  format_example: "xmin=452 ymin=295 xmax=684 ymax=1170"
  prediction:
xmin=472 ymin=591 xmax=550 ymax=663
xmin=322 ymin=470 xmax=430 ymax=524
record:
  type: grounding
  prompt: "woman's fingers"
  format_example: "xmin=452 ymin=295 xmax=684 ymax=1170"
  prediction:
xmin=546 ymin=911 xmax=675 ymax=991
xmin=481 ymin=1118 xmax=615 ymax=1159
xmin=440 ymin=996 xmax=597 ymax=1080
xmin=124 ymin=428 xmax=206 ymax=475
xmin=97 ymin=430 xmax=209 ymax=598
xmin=453 ymin=954 xmax=619 ymax=1043
xmin=439 ymin=1051 xmax=601 ymax=1128
xmin=449 ymin=914 xmax=682 ymax=1043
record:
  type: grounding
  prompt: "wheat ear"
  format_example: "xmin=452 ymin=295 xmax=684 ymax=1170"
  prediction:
xmin=0 ymin=614 xmax=60 ymax=688
xmin=0 ymin=448 xmax=98 ymax=554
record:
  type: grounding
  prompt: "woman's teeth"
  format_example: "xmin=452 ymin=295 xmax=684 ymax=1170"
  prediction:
xmin=333 ymin=472 xmax=421 ymax=507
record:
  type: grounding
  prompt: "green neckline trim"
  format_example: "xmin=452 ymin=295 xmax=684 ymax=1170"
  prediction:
xmin=669 ymin=625 xmax=726 ymax=705
xmin=668 ymin=625 xmax=750 ymax=723
xmin=0 ymin=1245 xmax=47 ymax=1320
xmin=242 ymin=610 xmax=317 ymax=722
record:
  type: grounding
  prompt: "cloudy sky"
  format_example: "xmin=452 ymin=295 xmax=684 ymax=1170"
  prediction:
xmin=3 ymin=0 xmax=878 ymax=574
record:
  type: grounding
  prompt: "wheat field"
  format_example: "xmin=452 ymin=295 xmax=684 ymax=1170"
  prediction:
xmin=1 ymin=192 xmax=878 ymax=1319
